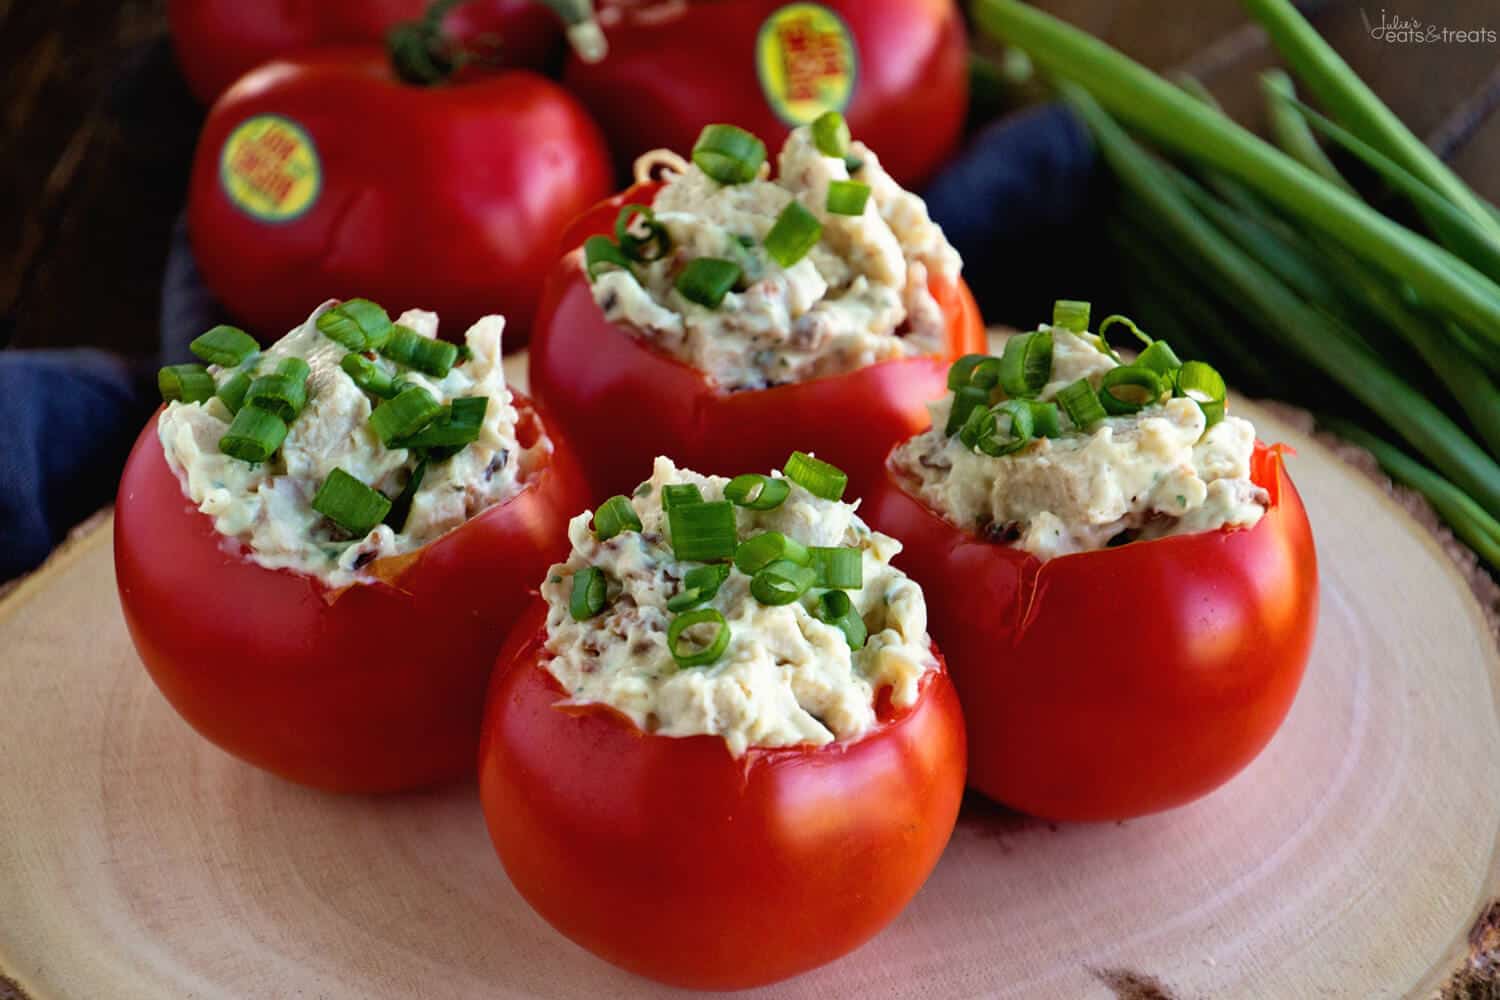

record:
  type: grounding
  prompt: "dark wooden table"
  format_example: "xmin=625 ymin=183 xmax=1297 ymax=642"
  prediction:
xmin=5 ymin=0 xmax=1500 ymax=360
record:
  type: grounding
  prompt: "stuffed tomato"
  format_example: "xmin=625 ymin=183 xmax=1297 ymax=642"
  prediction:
xmin=115 ymin=300 xmax=588 ymax=793
xmin=864 ymin=302 xmax=1318 ymax=821
xmin=528 ymin=114 xmax=984 ymax=504
xmin=479 ymin=454 xmax=965 ymax=989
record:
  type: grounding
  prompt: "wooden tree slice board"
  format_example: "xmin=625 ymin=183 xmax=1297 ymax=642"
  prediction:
xmin=3 ymin=399 xmax=1499 ymax=1000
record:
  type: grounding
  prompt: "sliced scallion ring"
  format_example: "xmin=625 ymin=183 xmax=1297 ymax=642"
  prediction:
xmin=947 ymin=353 xmax=991 ymax=390
xmin=215 ymin=369 xmax=254 ymax=414
xmin=1052 ymin=299 xmax=1091 ymax=332
xmin=826 ymin=180 xmax=871 ymax=216
xmin=1175 ymin=360 xmax=1228 ymax=428
xmin=369 ymin=384 xmax=443 ymax=446
xmin=583 ymin=235 xmax=634 ymax=280
xmin=341 ymin=353 xmax=399 ymax=399
xmin=593 ymin=495 xmax=643 ymax=541
xmin=384 ymin=457 xmax=427 ymax=533
xmin=675 ymin=257 xmax=741 ymax=308
xmin=997 ymin=328 xmax=1054 ymax=399
xmin=311 ymin=467 xmax=391 ymax=537
xmin=1056 ymin=378 xmax=1107 ymax=431
xmin=974 ymin=399 xmax=1037 ymax=456
xmin=691 ymin=124 xmax=766 ymax=185
xmin=783 ymin=451 xmax=847 ymax=501
xmin=614 ymin=204 xmax=670 ymax=262
xmin=661 ymin=483 xmax=704 ymax=510
xmin=380 ymin=325 xmax=459 ymax=378
xmin=1136 ymin=339 xmax=1183 ymax=377
xmin=668 ymin=500 xmax=738 ymax=562
xmin=189 ymin=325 xmax=258 ymax=367
xmin=245 ymin=357 xmax=311 ymax=422
xmin=1025 ymin=400 xmax=1064 ymax=438
xmin=317 ymin=299 xmax=392 ymax=352
xmin=734 ymin=531 xmax=811 ymax=576
xmin=569 ymin=566 xmax=608 ymax=621
xmin=816 ymin=590 xmax=868 ymax=650
xmin=809 ymin=546 xmax=862 ymax=589
xmin=945 ymin=385 xmax=992 ymax=436
xmin=811 ymin=110 xmax=850 ymax=158
xmin=668 ymin=608 xmax=731 ymax=667
xmin=666 ymin=563 xmax=731 ymax=612
xmin=765 ymin=201 xmax=822 ymax=268
xmin=1099 ymin=365 xmax=1166 ymax=415
xmin=750 ymin=559 xmax=817 ymax=606
xmin=1098 ymin=313 xmax=1152 ymax=349
xmin=390 ymin=396 xmax=488 ymax=452
xmin=218 ymin=405 xmax=288 ymax=463
xmin=157 ymin=364 xmax=215 ymax=404
xmin=724 ymin=474 xmax=790 ymax=510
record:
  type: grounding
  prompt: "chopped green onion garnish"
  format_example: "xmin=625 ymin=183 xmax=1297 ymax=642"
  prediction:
xmin=724 ymin=473 xmax=791 ymax=510
xmin=668 ymin=608 xmax=731 ymax=667
xmin=1099 ymin=365 xmax=1165 ymax=415
xmin=380 ymin=325 xmax=458 ymax=378
xmin=783 ymin=451 xmax=847 ymax=501
xmin=947 ymin=354 xmax=991 ymax=390
xmin=369 ymin=385 xmax=442 ymax=447
xmin=946 ymin=385 xmax=992 ymax=437
xmin=826 ymin=180 xmax=871 ymax=216
xmin=341 ymin=353 xmax=399 ymax=398
xmin=734 ymin=531 xmax=811 ymax=576
xmin=691 ymin=124 xmax=767 ymax=185
xmin=1175 ymin=360 xmax=1228 ymax=427
xmin=765 ymin=201 xmax=822 ymax=268
xmin=675 ymin=258 xmax=741 ymax=308
xmin=1056 ymin=378 xmax=1107 ymax=430
xmin=666 ymin=563 xmax=730 ymax=612
xmin=997 ymin=329 xmax=1054 ymax=398
xmin=390 ymin=396 xmax=488 ymax=451
xmin=1053 ymin=299 xmax=1091 ymax=332
xmin=816 ymin=590 xmax=867 ymax=650
xmin=317 ymin=299 xmax=393 ymax=351
xmin=961 ymin=399 xmax=1035 ymax=456
xmin=584 ymin=235 xmax=634 ymax=280
xmin=311 ymin=467 xmax=391 ymax=537
xmin=158 ymin=364 xmax=215 ymax=404
xmin=811 ymin=110 xmax=850 ymax=158
xmin=615 ymin=204 xmax=670 ymax=263
xmin=218 ymin=405 xmax=288 ymax=463
xmin=661 ymin=483 xmax=704 ymax=510
xmin=245 ymin=358 xmax=311 ymax=422
xmin=216 ymin=369 xmax=254 ymax=414
xmin=1024 ymin=400 xmax=1064 ymax=438
xmin=1098 ymin=314 xmax=1152 ymax=348
xmin=750 ymin=559 xmax=817 ymax=606
xmin=569 ymin=566 xmax=608 ymax=621
xmin=189 ymin=325 xmax=258 ymax=367
xmin=593 ymin=495 xmax=643 ymax=541
xmin=668 ymin=500 xmax=738 ymax=562
xmin=810 ymin=546 xmax=862 ymax=589
xmin=1136 ymin=339 xmax=1183 ymax=377
xmin=384 ymin=457 xmax=427 ymax=533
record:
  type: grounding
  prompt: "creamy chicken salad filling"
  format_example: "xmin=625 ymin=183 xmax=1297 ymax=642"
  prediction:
xmin=583 ymin=115 xmax=962 ymax=391
xmin=891 ymin=305 xmax=1268 ymax=561
xmin=540 ymin=456 xmax=936 ymax=755
xmin=157 ymin=301 xmax=548 ymax=588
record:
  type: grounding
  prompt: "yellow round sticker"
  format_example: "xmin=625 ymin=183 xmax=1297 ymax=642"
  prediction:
xmin=219 ymin=114 xmax=321 ymax=223
xmin=755 ymin=3 xmax=859 ymax=126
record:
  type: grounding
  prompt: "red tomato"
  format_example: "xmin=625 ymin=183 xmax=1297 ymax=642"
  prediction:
xmin=114 ymin=395 xmax=589 ymax=793
xmin=861 ymin=442 xmax=1318 ymax=821
xmin=478 ymin=602 xmax=967 ymax=989
xmin=565 ymin=0 xmax=969 ymax=187
xmin=187 ymin=48 xmax=611 ymax=347
xmin=169 ymin=0 xmax=564 ymax=105
xmin=529 ymin=183 xmax=985 ymax=502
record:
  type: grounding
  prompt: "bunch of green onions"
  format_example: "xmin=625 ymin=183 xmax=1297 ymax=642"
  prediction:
xmin=974 ymin=0 xmax=1500 ymax=572
xmin=569 ymin=452 xmax=868 ymax=668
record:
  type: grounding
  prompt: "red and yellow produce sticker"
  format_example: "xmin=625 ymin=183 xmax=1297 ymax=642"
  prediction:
xmin=756 ymin=3 xmax=859 ymax=126
xmin=219 ymin=114 xmax=322 ymax=223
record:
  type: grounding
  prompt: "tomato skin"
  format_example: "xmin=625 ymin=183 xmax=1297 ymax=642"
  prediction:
xmin=565 ymin=0 xmax=968 ymax=188
xmin=113 ymin=395 xmax=589 ymax=794
xmin=529 ymin=184 xmax=985 ymax=502
xmin=187 ymin=49 xmax=611 ymax=346
xmin=861 ymin=443 xmax=1318 ymax=821
xmin=477 ymin=603 xmax=967 ymax=989
xmin=168 ymin=0 xmax=562 ymax=105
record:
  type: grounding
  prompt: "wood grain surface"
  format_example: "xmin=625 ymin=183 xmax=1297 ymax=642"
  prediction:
xmin=2 ymin=401 xmax=1498 ymax=999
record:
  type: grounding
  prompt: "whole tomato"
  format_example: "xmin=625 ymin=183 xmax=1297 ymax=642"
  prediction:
xmin=187 ymin=48 xmax=611 ymax=347
xmin=565 ymin=0 xmax=969 ymax=187
xmin=529 ymin=183 xmax=985 ymax=502
xmin=862 ymin=442 xmax=1319 ymax=821
xmin=169 ymin=0 xmax=569 ymax=105
xmin=478 ymin=602 xmax=967 ymax=989
xmin=114 ymin=396 xmax=590 ymax=793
